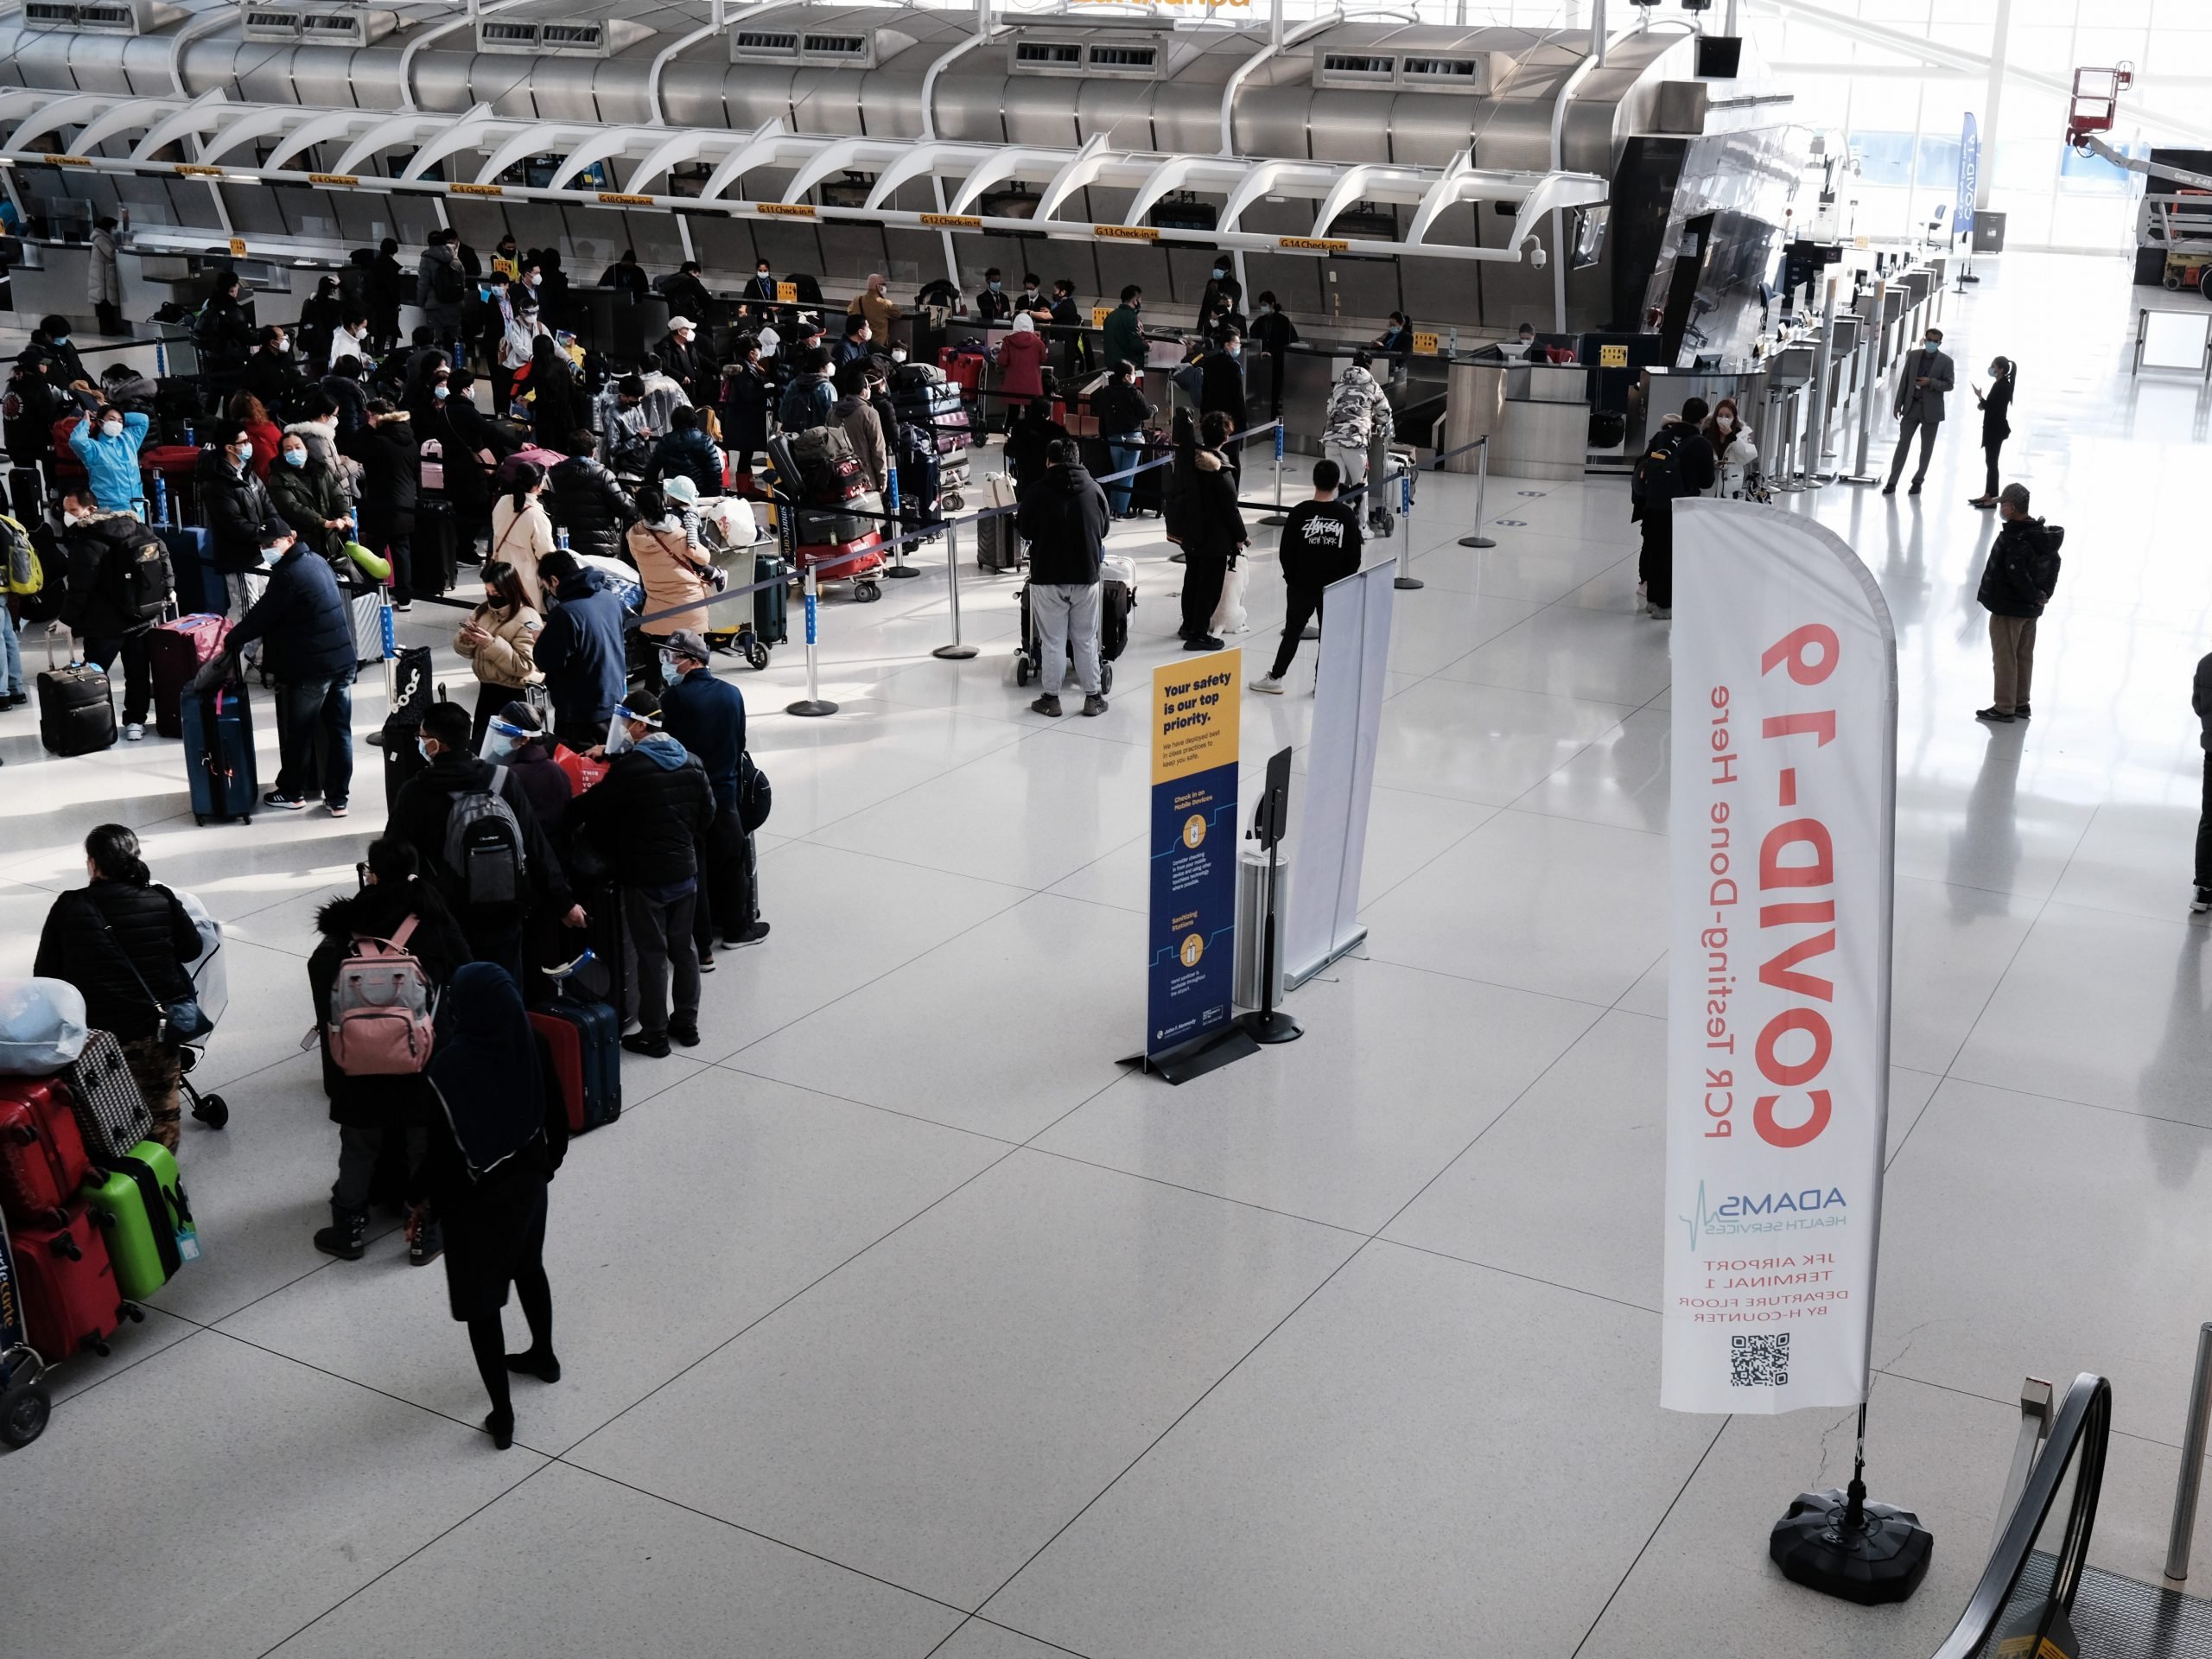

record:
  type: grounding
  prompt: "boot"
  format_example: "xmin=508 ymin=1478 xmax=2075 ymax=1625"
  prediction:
xmin=313 ymin=1203 xmax=368 ymax=1261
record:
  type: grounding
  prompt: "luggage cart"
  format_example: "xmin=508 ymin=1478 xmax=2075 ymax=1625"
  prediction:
xmin=0 ymin=1208 xmax=51 ymax=1447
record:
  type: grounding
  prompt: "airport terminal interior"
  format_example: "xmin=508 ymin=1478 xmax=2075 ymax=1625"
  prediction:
xmin=4 ymin=0 xmax=2212 ymax=1654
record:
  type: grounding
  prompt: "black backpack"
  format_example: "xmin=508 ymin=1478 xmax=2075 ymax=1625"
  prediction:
xmin=110 ymin=525 xmax=174 ymax=625
xmin=1632 ymin=423 xmax=1694 ymax=505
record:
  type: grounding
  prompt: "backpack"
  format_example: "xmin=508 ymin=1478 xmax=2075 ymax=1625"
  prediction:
xmin=2031 ymin=523 xmax=2064 ymax=599
xmin=738 ymin=753 xmax=772 ymax=833
xmin=443 ymin=766 xmax=527 ymax=909
xmin=1 ymin=512 xmax=39 ymax=596
xmin=1632 ymin=423 xmax=1694 ymax=505
xmin=111 ymin=525 xmax=173 ymax=625
xmin=327 ymin=918 xmax=437 ymax=1076
xmin=430 ymin=257 xmax=464 ymax=305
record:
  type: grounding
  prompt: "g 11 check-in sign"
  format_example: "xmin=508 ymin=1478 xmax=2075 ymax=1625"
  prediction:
xmin=1147 ymin=649 xmax=1241 ymax=1062
xmin=1663 ymin=501 xmax=1897 ymax=1416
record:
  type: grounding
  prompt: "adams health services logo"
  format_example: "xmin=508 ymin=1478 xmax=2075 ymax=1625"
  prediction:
xmin=1680 ymin=1180 xmax=1849 ymax=1251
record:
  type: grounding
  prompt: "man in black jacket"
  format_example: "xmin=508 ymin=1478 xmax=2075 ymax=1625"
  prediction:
xmin=1631 ymin=397 xmax=1718 ymax=620
xmin=389 ymin=700 xmax=585 ymax=986
xmin=569 ymin=688 xmax=716 ymax=1056
xmin=229 ymin=516 xmax=358 ymax=816
xmin=57 ymin=493 xmax=168 ymax=741
xmin=1015 ymin=440 xmax=1111 ymax=718
xmin=200 ymin=423 xmax=278 ymax=622
xmin=1975 ymin=482 xmax=2063 ymax=724
xmin=1199 ymin=332 xmax=1249 ymax=433
xmin=659 ymin=316 xmax=715 ymax=408
xmin=1252 ymin=458 xmax=1362 ymax=695
xmin=241 ymin=325 xmax=308 ymax=419
xmin=545 ymin=452 xmax=638 ymax=563
xmin=659 ymin=630 xmax=770 ymax=957
xmin=343 ymin=400 xmax=420 ymax=609
xmin=1090 ymin=360 xmax=1149 ymax=519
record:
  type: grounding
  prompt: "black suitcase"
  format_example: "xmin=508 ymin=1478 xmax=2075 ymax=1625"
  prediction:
xmin=1127 ymin=431 xmax=1167 ymax=517
xmin=753 ymin=550 xmax=790 ymax=646
xmin=36 ymin=630 xmax=117 ymax=756
xmin=6 ymin=462 xmax=45 ymax=522
xmin=415 ymin=497 xmax=458 ymax=598
xmin=976 ymin=511 xmax=1021 ymax=573
xmin=159 ymin=524 xmax=219 ymax=616
xmin=1101 ymin=577 xmax=1131 ymax=662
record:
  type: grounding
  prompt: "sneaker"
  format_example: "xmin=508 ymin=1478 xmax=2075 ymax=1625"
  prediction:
xmin=123 ymin=721 xmax=144 ymax=741
xmin=1082 ymin=694 xmax=1108 ymax=717
xmin=725 ymin=922 xmax=771 ymax=948
xmin=2194 ymin=888 xmax=2212 ymax=916
xmin=393 ymin=601 xmax=414 ymax=613
xmin=621 ymin=1031 xmax=671 ymax=1058
xmin=1251 ymin=674 xmax=1285 ymax=695
xmin=669 ymin=1017 xmax=700 ymax=1048
xmin=1031 ymin=694 xmax=1063 ymax=718
xmin=1185 ymin=634 xmax=1225 ymax=652
xmin=407 ymin=1211 xmax=443 ymax=1268
xmin=1650 ymin=607 xmax=1672 ymax=620
xmin=1974 ymin=706 xmax=2015 ymax=723
xmin=326 ymin=801 xmax=348 ymax=818
xmin=263 ymin=791 xmax=308 ymax=810
xmin=2013 ymin=703 xmax=2031 ymax=718
xmin=697 ymin=947 xmax=716 ymax=973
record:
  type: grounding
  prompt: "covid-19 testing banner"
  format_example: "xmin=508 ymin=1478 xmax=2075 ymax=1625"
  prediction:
xmin=1663 ymin=501 xmax=1897 ymax=1415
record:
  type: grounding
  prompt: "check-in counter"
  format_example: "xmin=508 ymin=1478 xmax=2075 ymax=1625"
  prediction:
xmin=1440 ymin=359 xmax=1587 ymax=480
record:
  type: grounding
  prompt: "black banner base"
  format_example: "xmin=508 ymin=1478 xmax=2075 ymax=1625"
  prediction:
xmin=1119 ymin=1027 xmax=1261 ymax=1085
xmin=1769 ymin=1485 xmax=1933 ymax=1605
xmin=1238 ymin=1009 xmax=1302 ymax=1045
xmin=785 ymin=698 xmax=839 ymax=717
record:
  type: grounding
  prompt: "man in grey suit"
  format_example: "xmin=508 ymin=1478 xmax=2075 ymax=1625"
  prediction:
xmin=1884 ymin=325 xmax=1955 ymax=495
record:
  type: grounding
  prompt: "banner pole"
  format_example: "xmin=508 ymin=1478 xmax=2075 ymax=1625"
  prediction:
xmin=1391 ymin=454 xmax=1423 ymax=591
xmin=883 ymin=463 xmax=919 ymax=578
xmin=933 ymin=518 xmax=979 ymax=661
xmin=1457 ymin=437 xmax=1496 ymax=549
xmin=785 ymin=561 xmax=838 ymax=716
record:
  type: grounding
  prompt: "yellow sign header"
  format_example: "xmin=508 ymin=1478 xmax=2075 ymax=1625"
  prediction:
xmin=175 ymin=163 xmax=223 ymax=178
xmin=41 ymin=154 xmax=90 ymax=168
xmin=758 ymin=202 xmax=817 ymax=219
xmin=1094 ymin=224 xmax=1161 ymax=242
xmin=308 ymin=173 xmax=359 ymax=188
xmin=1599 ymin=343 xmax=1629 ymax=368
xmin=449 ymin=181 xmax=505 ymax=197
xmin=1277 ymin=236 xmax=1349 ymax=253
xmin=920 ymin=213 xmax=982 ymax=229
xmin=1151 ymin=650 xmax=1242 ymax=787
xmin=597 ymin=193 xmax=653 ymax=207
xmin=1412 ymin=331 xmax=1440 ymax=355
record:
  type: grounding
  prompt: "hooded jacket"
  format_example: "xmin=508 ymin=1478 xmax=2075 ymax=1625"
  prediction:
xmin=535 ymin=563 xmax=629 ymax=730
xmin=230 ymin=543 xmax=357 ymax=685
xmin=34 ymin=880 xmax=202 ymax=1043
xmin=67 ymin=410 xmax=149 ymax=513
xmin=1167 ymin=448 xmax=1245 ymax=561
xmin=569 ymin=734 xmax=715 ymax=888
xmin=1322 ymin=366 xmax=1393 ymax=450
xmin=59 ymin=509 xmax=168 ymax=640
xmin=1977 ymin=517 xmax=2063 ymax=620
xmin=267 ymin=453 xmax=354 ymax=572
xmin=385 ymin=751 xmax=573 ymax=920
xmin=831 ymin=394 xmax=888 ymax=493
xmin=648 ymin=426 xmax=726 ymax=500
xmin=308 ymin=879 xmax=472 ymax=1126
xmin=343 ymin=413 xmax=420 ymax=528
xmin=1015 ymin=461 xmax=1110 ymax=587
xmin=199 ymin=448 xmax=278 ymax=575
xmin=545 ymin=455 xmax=636 ymax=565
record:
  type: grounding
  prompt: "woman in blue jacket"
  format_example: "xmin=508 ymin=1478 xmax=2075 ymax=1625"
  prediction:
xmin=69 ymin=404 xmax=149 ymax=513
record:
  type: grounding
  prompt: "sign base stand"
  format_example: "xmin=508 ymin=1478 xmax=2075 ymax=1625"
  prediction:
xmin=931 ymin=644 xmax=978 ymax=660
xmin=1769 ymin=1410 xmax=1931 ymax=1607
xmin=1119 ymin=1027 xmax=1261 ymax=1085
xmin=1456 ymin=533 xmax=1497 ymax=549
xmin=1237 ymin=1009 xmax=1301 ymax=1045
xmin=785 ymin=698 xmax=839 ymax=717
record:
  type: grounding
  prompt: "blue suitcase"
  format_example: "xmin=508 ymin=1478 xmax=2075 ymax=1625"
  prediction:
xmin=545 ymin=996 xmax=621 ymax=1130
xmin=160 ymin=525 xmax=219 ymax=616
xmin=180 ymin=680 xmax=257 ymax=824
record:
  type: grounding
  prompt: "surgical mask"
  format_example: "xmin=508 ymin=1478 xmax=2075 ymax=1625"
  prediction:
xmin=525 ymin=276 xmax=541 ymax=288
xmin=260 ymin=542 xmax=287 ymax=565
xmin=272 ymin=339 xmax=287 ymax=355
xmin=61 ymin=509 xmax=84 ymax=527
xmin=100 ymin=418 xmax=122 ymax=439
xmin=234 ymin=442 xmax=253 ymax=463
xmin=891 ymin=348 xmax=906 ymax=364
xmin=1923 ymin=337 xmax=1938 ymax=349
xmin=987 ymin=280 xmax=1001 ymax=293
xmin=1211 ymin=269 xmax=1227 ymax=280
xmin=434 ymin=385 xmax=449 ymax=401
xmin=52 ymin=335 xmax=68 ymax=347
xmin=658 ymin=651 xmax=683 ymax=678
xmin=1716 ymin=416 xmax=1733 ymax=431
xmin=1225 ymin=344 xmax=1240 ymax=359
xmin=283 ymin=448 xmax=307 ymax=467
xmin=416 ymin=735 xmax=432 ymax=763
xmin=758 ymin=268 xmax=770 ymax=277
xmin=1262 ymin=302 xmax=1274 ymax=314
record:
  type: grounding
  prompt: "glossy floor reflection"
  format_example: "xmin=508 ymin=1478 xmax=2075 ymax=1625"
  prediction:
xmin=3 ymin=251 xmax=2210 ymax=1656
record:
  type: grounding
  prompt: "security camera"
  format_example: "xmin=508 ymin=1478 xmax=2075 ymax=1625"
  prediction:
xmin=1530 ymin=245 xmax=1548 ymax=269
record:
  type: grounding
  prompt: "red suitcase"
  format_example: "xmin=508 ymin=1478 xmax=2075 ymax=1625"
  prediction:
xmin=149 ymin=612 xmax=232 ymax=740
xmin=0 ymin=1079 xmax=95 ymax=1230
xmin=15 ymin=1206 xmax=129 ymax=1361
xmin=938 ymin=347 xmax=986 ymax=395
xmin=529 ymin=1010 xmax=586 ymax=1135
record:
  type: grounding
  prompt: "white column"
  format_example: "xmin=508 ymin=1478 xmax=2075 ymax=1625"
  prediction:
xmin=1979 ymin=0 xmax=2014 ymax=211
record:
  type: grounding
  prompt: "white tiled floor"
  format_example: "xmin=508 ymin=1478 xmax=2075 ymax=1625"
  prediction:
xmin=6 ymin=250 xmax=2212 ymax=1655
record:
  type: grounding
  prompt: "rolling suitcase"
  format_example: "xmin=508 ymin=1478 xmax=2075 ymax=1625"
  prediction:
xmin=157 ymin=524 xmax=219 ymax=616
xmin=149 ymin=612 xmax=231 ymax=739
xmin=7 ymin=462 xmax=46 ymax=522
xmin=0 ymin=1078 xmax=94 ymax=1230
xmin=378 ymin=644 xmax=435 ymax=807
xmin=752 ymin=550 xmax=790 ymax=646
xmin=415 ymin=497 xmax=458 ymax=598
xmin=975 ymin=474 xmax=1021 ymax=572
xmin=180 ymin=680 xmax=257 ymax=825
xmin=79 ymin=1142 xmax=185 ymax=1301
xmin=15 ymin=1205 xmax=129 ymax=1361
xmin=531 ymin=1003 xmax=621 ymax=1134
xmin=36 ymin=627 xmax=118 ymax=756
xmin=63 ymin=1030 xmax=156 ymax=1163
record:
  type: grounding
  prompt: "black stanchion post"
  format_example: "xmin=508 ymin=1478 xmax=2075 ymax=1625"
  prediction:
xmin=933 ymin=518 xmax=978 ymax=661
xmin=1392 ymin=455 xmax=1424 ymax=592
xmin=883 ymin=462 xmax=919 ymax=579
xmin=1456 ymin=438 xmax=1497 ymax=550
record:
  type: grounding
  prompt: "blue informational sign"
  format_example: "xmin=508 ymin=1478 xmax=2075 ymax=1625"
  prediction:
xmin=1954 ymin=114 xmax=1980 ymax=235
xmin=1146 ymin=649 xmax=1242 ymax=1060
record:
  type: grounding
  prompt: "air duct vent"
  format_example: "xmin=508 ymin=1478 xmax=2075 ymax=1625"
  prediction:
xmin=477 ymin=11 xmax=654 ymax=57
xmin=1401 ymin=54 xmax=1488 ymax=89
xmin=1008 ymin=29 xmax=1169 ymax=80
xmin=732 ymin=23 xmax=902 ymax=67
xmin=25 ymin=0 xmax=183 ymax=35
xmin=1315 ymin=48 xmax=1497 ymax=92
xmin=241 ymin=3 xmax=397 ymax=46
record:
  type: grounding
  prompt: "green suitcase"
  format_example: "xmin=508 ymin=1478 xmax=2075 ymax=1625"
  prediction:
xmin=79 ymin=1141 xmax=189 ymax=1301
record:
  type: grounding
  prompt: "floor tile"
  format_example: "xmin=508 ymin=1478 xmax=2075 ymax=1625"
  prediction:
xmin=567 ymin=1149 xmax=1356 ymax=1608
xmin=1365 ymin=676 xmax=1633 ymax=807
xmin=1435 ymin=601 xmax=1676 ymax=705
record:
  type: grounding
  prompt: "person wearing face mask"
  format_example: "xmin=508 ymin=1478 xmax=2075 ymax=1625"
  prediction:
xmin=423 ymin=365 xmax=518 ymax=560
xmin=658 ymin=630 xmax=769 ymax=957
xmin=242 ymin=324 xmax=308 ymax=419
xmin=199 ymin=422 xmax=280 ymax=621
xmin=1884 ymin=325 xmax=1955 ymax=496
xmin=834 ymin=313 xmax=874 ymax=368
xmin=1969 ymin=356 xmax=2017 ymax=510
xmin=1046 ymin=278 xmax=1087 ymax=378
xmin=1372 ymin=311 xmax=1415 ymax=360
xmin=993 ymin=314 xmax=1049 ymax=430
xmin=717 ymin=334 xmax=772 ymax=478
xmin=1102 ymin=286 xmax=1146 ymax=378
xmin=227 ymin=515 xmax=357 ymax=814
xmin=56 ymin=489 xmax=168 ymax=741
xmin=67 ymin=401 xmax=149 ymax=514
xmin=1199 ymin=328 xmax=1249 ymax=433
xmin=324 ymin=308 xmax=372 ymax=377
xmin=194 ymin=271 xmax=257 ymax=385
xmin=490 ymin=287 xmax=547 ymax=417
xmin=626 ymin=485 xmax=720 ymax=691
xmin=343 ymin=399 xmax=422 ymax=607
xmin=490 ymin=235 xmax=520 ymax=285
xmin=267 ymin=430 xmax=356 ymax=578
xmin=1198 ymin=260 xmax=1243 ymax=334
xmin=480 ymin=702 xmax=574 ymax=855
xmin=487 ymin=459 xmax=557 ymax=611
xmin=224 ymin=390 xmax=284 ymax=482
xmin=659 ymin=317 xmax=715 ymax=409
xmin=743 ymin=258 xmax=780 ymax=323
xmin=454 ymin=560 xmax=544 ymax=749
xmin=1700 ymin=397 xmax=1756 ymax=495
xmin=531 ymin=550 xmax=627 ymax=751
xmin=1247 ymin=290 xmax=1298 ymax=416
xmin=568 ymin=687 xmax=715 ymax=1057
xmin=976 ymin=267 xmax=1012 ymax=327
xmin=299 ymin=276 xmax=344 ymax=376
xmin=1013 ymin=273 xmax=1052 ymax=327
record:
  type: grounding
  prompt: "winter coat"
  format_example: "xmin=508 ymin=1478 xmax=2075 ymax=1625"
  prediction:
xmin=1980 ymin=370 xmax=2015 ymax=444
xmin=342 ymin=415 xmax=420 ymax=531
xmin=241 ymin=348 xmax=308 ymax=419
xmin=299 ymin=290 xmax=343 ymax=371
xmin=544 ymin=456 xmax=635 ymax=565
xmin=489 ymin=494 xmax=558 ymax=610
xmin=308 ymin=880 xmax=472 ymax=1127
xmin=87 ymin=226 xmax=120 ymax=308
xmin=199 ymin=449 xmax=277 ymax=575
xmin=1977 ymin=517 xmax=2063 ymax=620
xmin=1101 ymin=305 xmax=1144 ymax=375
xmin=1198 ymin=350 xmax=1249 ymax=430
xmin=230 ymin=544 xmax=356 ymax=685
xmin=720 ymin=365 xmax=772 ymax=457
xmin=194 ymin=296 xmax=255 ymax=373
xmin=1169 ymin=448 xmax=1245 ymax=562
xmin=1015 ymin=462 xmax=1110 ymax=588
xmin=420 ymin=398 xmax=517 ymax=512
xmin=569 ymin=736 xmax=715 ymax=889
xmin=627 ymin=518 xmax=716 ymax=639
xmin=831 ymin=395 xmax=888 ymax=493
xmin=647 ymin=427 xmax=725 ymax=500
xmin=994 ymin=328 xmax=1047 ymax=404
xmin=267 ymin=454 xmax=354 ymax=571
xmin=659 ymin=334 xmax=714 ymax=404
xmin=659 ymin=668 xmax=747 ymax=810
xmin=1004 ymin=410 xmax=1071 ymax=493
xmin=528 ymin=354 xmax=589 ymax=451
xmin=535 ymin=563 xmax=629 ymax=730
xmin=67 ymin=411 xmax=149 ymax=513
xmin=848 ymin=288 xmax=901 ymax=340
xmin=506 ymin=738 xmax=575 ymax=841
xmin=456 ymin=600 xmax=543 ymax=691
xmin=321 ymin=371 xmax=370 ymax=437
xmin=385 ymin=751 xmax=573 ymax=918
xmin=58 ymin=510 xmax=166 ymax=640
xmin=34 ymin=880 xmax=202 ymax=1045
xmin=234 ymin=415 xmax=283 ymax=482
xmin=416 ymin=246 xmax=466 ymax=324
xmin=1090 ymin=378 xmax=1147 ymax=438
xmin=1322 ymin=366 xmax=1393 ymax=450
xmin=777 ymin=373 xmax=835 ymax=434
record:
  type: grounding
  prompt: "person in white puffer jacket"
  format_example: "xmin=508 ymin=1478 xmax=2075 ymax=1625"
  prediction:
xmin=1321 ymin=353 xmax=1394 ymax=497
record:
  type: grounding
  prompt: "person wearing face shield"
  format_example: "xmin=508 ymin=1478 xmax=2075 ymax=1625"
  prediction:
xmin=480 ymin=701 xmax=573 ymax=842
xmin=226 ymin=514 xmax=357 ymax=815
xmin=199 ymin=421 xmax=280 ymax=621
xmin=567 ymin=686 xmax=716 ymax=1057
xmin=67 ymin=401 xmax=149 ymax=514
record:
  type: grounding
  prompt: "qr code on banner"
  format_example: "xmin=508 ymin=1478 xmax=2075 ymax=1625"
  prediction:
xmin=1731 ymin=1332 xmax=1791 ymax=1388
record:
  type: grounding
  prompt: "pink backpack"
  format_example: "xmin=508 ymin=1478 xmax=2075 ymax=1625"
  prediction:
xmin=327 ymin=918 xmax=436 ymax=1076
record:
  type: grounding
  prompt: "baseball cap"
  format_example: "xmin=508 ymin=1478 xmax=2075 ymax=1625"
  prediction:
xmin=664 ymin=629 xmax=710 ymax=664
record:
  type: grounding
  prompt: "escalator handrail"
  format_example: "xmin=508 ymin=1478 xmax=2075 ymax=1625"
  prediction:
xmin=1930 ymin=1372 xmax=2113 ymax=1659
